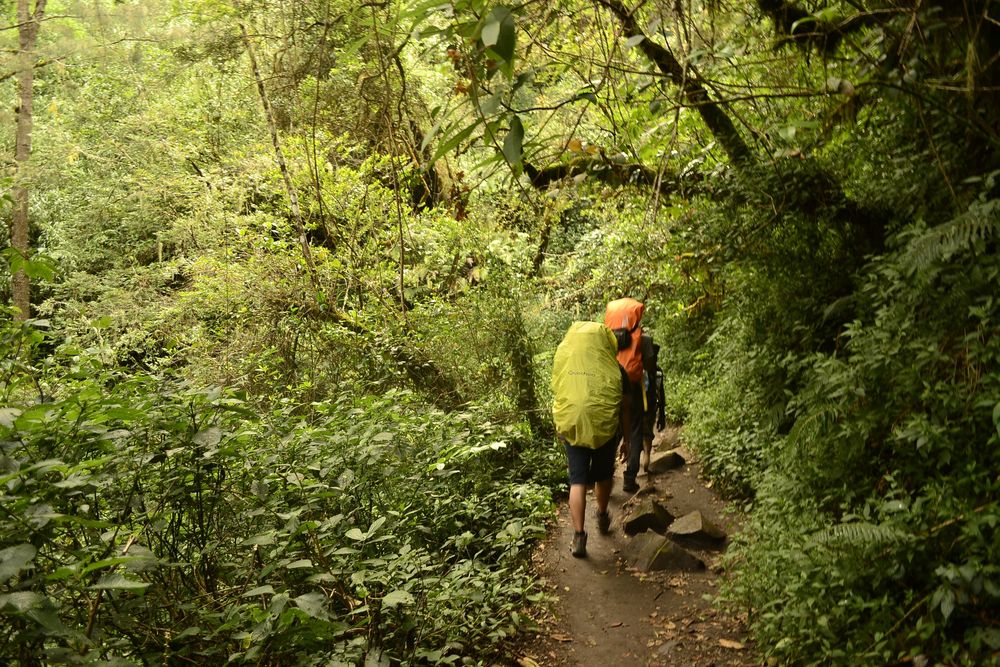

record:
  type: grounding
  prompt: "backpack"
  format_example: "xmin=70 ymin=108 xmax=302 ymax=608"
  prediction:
xmin=605 ymin=297 xmax=645 ymax=383
xmin=551 ymin=321 xmax=622 ymax=448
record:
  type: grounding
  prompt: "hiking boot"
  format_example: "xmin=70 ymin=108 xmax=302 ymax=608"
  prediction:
xmin=571 ymin=531 xmax=588 ymax=558
xmin=597 ymin=510 xmax=611 ymax=535
xmin=622 ymin=478 xmax=640 ymax=494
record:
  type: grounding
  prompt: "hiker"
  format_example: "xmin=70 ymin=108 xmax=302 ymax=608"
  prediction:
xmin=640 ymin=333 xmax=660 ymax=472
xmin=654 ymin=342 xmax=666 ymax=432
xmin=552 ymin=321 xmax=631 ymax=558
xmin=604 ymin=297 xmax=652 ymax=493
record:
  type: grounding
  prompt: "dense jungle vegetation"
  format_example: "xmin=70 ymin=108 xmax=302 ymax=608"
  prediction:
xmin=1 ymin=0 xmax=998 ymax=664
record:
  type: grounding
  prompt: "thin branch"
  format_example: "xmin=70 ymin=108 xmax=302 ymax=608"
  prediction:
xmin=594 ymin=0 xmax=755 ymax=164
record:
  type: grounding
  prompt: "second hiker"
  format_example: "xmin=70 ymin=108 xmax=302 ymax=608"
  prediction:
xmin=604 ymin=297 xmax=657 ymax=493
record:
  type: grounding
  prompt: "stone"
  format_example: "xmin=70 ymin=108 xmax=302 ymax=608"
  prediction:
xmin=646 ymin=449 xmax=686 ymax=474
xmin=666 ymin=510 xmax=727 ymax=548
xmin=625 ymin=533 xmax=705 ymax=573
xmin=621 ymin=496 xmax=673 ymax=536
xmin=622 ymin=497 xmax=675 ymax=536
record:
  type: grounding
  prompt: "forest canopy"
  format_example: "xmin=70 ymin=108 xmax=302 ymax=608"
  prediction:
xmin=2 ymin=0 xmax=998 ymax=664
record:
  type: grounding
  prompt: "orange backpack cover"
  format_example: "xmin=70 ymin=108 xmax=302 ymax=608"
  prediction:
xmin=605 ymin=297 xmax=644 ymax=383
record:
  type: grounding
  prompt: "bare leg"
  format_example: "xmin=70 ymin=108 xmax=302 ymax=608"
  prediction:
xmin=569 ymin=484 xmax=587 ymax=532
xmin=594 ymin=478 xmax=612 ymax=514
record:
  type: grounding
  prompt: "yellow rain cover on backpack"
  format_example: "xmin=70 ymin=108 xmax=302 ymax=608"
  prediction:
xmin=551 ymin=321 xmax=622 ymax=448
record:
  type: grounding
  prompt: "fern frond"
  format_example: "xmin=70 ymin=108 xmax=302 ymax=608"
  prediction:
xmin=901 ymin=199 xmax=1000 ymax=274
xmin=809 ymin=521 xmax=908 ymax=551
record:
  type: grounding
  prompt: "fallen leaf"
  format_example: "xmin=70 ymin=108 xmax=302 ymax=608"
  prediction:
xmin=610 ymin=621 xmax=623 ymax=628
xmin=719 ymin=638 xmax=746 ymax=650
xmin=550 ymin=633 xmax=572 ymax=643
xmin=517 ymin=658 xmax=541 ymax=667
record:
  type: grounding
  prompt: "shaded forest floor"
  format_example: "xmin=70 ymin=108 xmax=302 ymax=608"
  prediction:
xmin=515 ymin=428 xmax=757 ymax=666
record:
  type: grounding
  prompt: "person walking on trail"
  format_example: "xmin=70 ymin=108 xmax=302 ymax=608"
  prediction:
xmin=640 ymin=334 xmax=660 ymax=472
xmin=604 ymin=297 xmax=650 ymax=493
xmin=552 ymin=321 xmax=631 ymax=558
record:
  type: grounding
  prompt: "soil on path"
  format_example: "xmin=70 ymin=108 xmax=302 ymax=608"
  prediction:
xmin=517 ymin=428 xmax=757 ymax=667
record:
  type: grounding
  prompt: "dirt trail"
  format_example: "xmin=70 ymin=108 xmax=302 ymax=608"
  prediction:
xmin=518 ymin=428 xmax=757 ymax=666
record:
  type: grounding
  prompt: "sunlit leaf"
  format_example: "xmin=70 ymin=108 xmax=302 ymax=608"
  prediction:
xmin=625 ymin=34 xmax=645 ymax=49
xmin=382 ymin=589 xmax=415 ymax=608
xmin=0 ymin=591 xmax=46 ymax=612
xmin=293 ymin=592 xmax=328 ymax=619
xmin=89 ymin=573 xmax=149 ymax=590
xmin=503 ymin=116 xmax=524 ymax=171
xmin=0 ymin=544 xmax=37 ymax=584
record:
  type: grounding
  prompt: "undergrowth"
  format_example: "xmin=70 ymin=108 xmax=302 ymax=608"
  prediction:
xmin=687 ymin=195 xmax=1000 ymax=664
xmin=0 ymin=316 xmax=556 ymax=664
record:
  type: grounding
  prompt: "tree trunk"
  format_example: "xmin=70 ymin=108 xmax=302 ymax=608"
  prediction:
xmin=597 ymin=0 xmax=753 ymax=165
xmin=10 ymin=0 xmax=46 ymax=320
xmin=240 ymin=21 xmax=321 ymax=294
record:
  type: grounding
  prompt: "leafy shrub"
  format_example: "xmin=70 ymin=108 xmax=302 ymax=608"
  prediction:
xmin=679 ymin=313 xmax=783 ymax=498
xmin=722 ymin=199 xmax=1000 ymax=665
xmin=0 ymin=319 xmax=554 ymax=664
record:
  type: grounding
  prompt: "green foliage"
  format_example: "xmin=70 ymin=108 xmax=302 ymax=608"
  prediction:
xmin=0 ymin=318 xmax=554 ymax=664
xmin=680 ymin=315 xmax=780 ymax=498
xmin=720 ymin=194 xmax=1000 ymax=665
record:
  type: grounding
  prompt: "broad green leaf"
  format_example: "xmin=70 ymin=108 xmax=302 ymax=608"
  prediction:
xmin=293 ymin=592 xmax=328 ymax=619
xmin=329 ymin=547 xmax=360 ymax=555
xmin=481 ymin=7 xmax=507 ymax=47
xmin=340 ymin=34 xmax=370 ymax=59
xmin=503 ymin=116 xmax=524 ymax=170
xmin=625 ymin=34 xmax=645 ymax=49
xmin=53 ymin=474 xmax=92 ymax=489
xmin=430 ymin=121 xmax=479 ymax=164
xmin=243 ymin=585 xmax=275 ymax=597
xmin=25 ymin=503 xmax=60 ymax=529
xmin=0 ymin=544 xmax=37 ymax=584
xmin=368 ymin=516 xmax=387 ymax=535
xmin=286 ymin=559 xmax=313 ymax=569
xmin=193 ymin=427 xmax=222 ymax=447
xmin=382 ymin=589 xmax=415 ymax=608
xmin=399 ymin=0 xmax=450 ymax=21
xmin=80 ymin=556 xmax=140 ymax=576
xmin=940 ymin=589 xmax=955 ymax=620
xmin=27 ymin=607 xmax=68 ymax=633
xmin=0 ymin=407 xmax=21 ymax=428
xmin=23 ymin=256 xmax=55 ymax=281
xmin=345 ymin=528 xmax=366 ymax=541
xmin=480 ymin=93 xmax=502 ymax=115
xmin=483 ymin=6 xmax=516 ymax=65
xmin=89 ymin=573 xmax=149 ymax=591
xmin=0 ymin=591 xmax=46 ymax=612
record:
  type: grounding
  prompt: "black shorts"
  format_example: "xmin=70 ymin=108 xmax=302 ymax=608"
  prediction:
xmin=564 ymin=435 xmax=618 ymax=485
